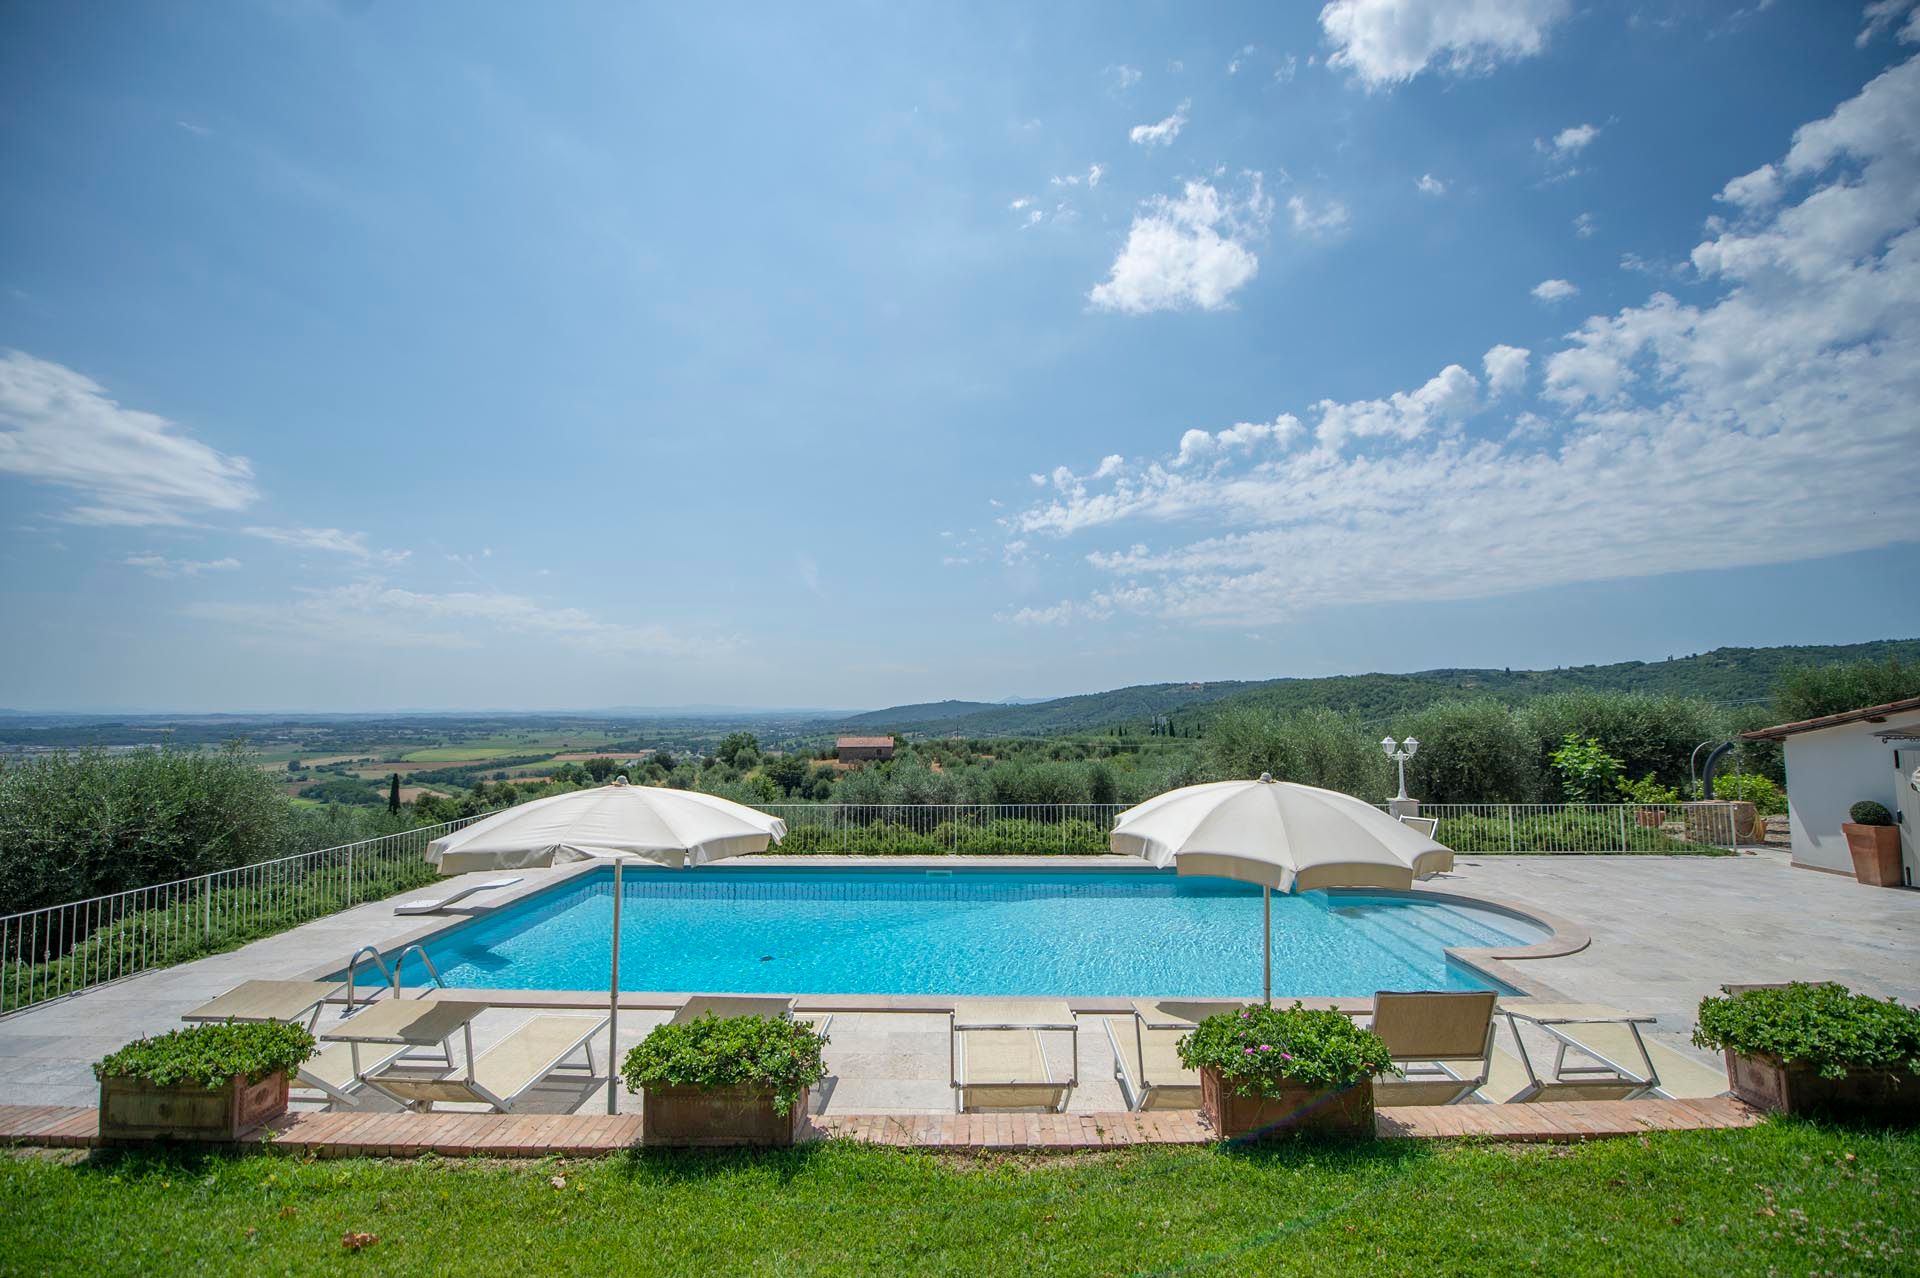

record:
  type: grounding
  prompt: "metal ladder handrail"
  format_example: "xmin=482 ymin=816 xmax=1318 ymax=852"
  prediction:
xmin=342 ymin=945 xmax=396 ymax=1014
xmin=390 ymin=944 xmax=447 ymax=995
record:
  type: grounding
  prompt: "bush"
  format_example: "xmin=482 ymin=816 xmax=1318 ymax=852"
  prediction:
xmin=0 ymin=745 xmax=291 ymax=913
xmin=1177 ymin=1004 xmax=1396 ymax=1098
xmin=1520 ymin=692 xmax=1717 ymax=792
xmin=1547 ymin=735 xmax=1624 ymax=804
xmin=1205 ymin=706 xmax=1390 ymax=798
xmin=1849 ymin=801 xmax=1894 ymax=827
xmin=1398 ymin=700 xmax=1541 ymax=804
xmin=1618 ymin=773 xmax=1681 ymax=805
xmin=1693 ymin=983 xmax=1920 ymax=1079
xmin=94 ymin=1021 xmax=316 ymax=1089
xmin=622 ymin=1014 xmax=827 ymax=1116
xmin=1711 ymin=773 xmax=1785 ymax=815
xmin=1775 ymin=658 xmax=1920 ymax=723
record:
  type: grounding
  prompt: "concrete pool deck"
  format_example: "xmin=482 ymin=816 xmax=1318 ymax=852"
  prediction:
xmin=0 ymin=850 xmax=1911 ymax=1115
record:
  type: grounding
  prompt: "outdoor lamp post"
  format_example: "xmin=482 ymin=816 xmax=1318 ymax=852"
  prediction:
xmin=1381 ymin=736 xmax=1419 ymax=802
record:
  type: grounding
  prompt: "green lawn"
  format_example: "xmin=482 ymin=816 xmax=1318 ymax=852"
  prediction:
xmin=398 ymin=747 xmax=527 ymax=763
xmin=1 ymin=1121 xmax=1913 ymax=1275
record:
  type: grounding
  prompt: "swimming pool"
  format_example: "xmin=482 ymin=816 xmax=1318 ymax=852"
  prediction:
xmin=376 ymin=867 xmax=1545 ymax=998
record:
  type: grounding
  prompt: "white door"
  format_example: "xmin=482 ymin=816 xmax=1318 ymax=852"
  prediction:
xmin=1896 ymin=748 xmax=1920 ymax=889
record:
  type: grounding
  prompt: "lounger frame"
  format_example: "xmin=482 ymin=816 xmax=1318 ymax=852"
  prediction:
xmin=1501 ymin=1008 xmax=1662 ymax=1102
xmin=949 ymin=1011 xmax=1078 ymax=1113
xmin=366 ymin=1014 xmax=610 ymax=1113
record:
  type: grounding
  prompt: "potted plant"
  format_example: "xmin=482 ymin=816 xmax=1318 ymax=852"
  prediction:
xmin=1842 ymin=801 xmax=1904 ymax=887
xmin=1177 ymin=1003 xmax=1394 ymax=1140
xmin=624 ymin=1013 xmax=828 ymax=1147
xmin=94 ymin=1020 xmax=315 ymax=1142
xmin=1619 ymin=774 xmax=1680 ymax=827
xmin=1693 ymin=982 xmax=1920 ymax=1117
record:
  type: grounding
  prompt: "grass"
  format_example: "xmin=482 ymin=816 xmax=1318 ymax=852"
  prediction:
xmin=0 ymin=1121 xmax=1912 ymax=1275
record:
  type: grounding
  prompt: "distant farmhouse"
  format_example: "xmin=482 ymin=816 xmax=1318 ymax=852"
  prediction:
xmin=836 ymin=735 xmax=896 ymax=763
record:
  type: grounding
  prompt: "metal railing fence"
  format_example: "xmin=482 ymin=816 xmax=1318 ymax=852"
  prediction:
xmin=1407 ymin=802 xmax=1742 ymax=854
xmin=754 ymin=803 xmax=1125 ymax=855
xmin=0 ymin=814 xmax=489 ymax=1016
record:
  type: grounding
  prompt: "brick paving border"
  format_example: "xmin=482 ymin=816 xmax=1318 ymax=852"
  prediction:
xmin=0 ymin=1097 xmax=1759 ymax=1157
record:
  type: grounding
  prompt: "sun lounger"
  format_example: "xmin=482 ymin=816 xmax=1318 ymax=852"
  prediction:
xmin=295 ymin=1039 xmax=409 ymax=1108
xmin=951 ymin=999 xmax=1078 ymax=1113
xmin=365 ymin=1013 xmax=610 ymax=1113
xmin=1106 ymin=998 xmax=1247 ymax=1111
xmin=181 ymin=979 xmax=342 ymax=1031
xmin=1366 ymin=990 xmax=1498 ymax=1106
xmin=1500 ymin=1003 xmax=1663 ymax=1101
xmin=1394 ymin=814 xmax=1440 ymax=838
xmin=394 ymin=877 xmax=523 ymax=915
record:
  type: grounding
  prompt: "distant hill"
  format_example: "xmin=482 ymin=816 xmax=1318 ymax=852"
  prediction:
xmin=831 ymin=639 xmax=1920 ymax=739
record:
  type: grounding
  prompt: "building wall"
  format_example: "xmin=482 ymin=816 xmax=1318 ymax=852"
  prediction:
xmin=1783 ymin=715 xmax=1920 ymax=883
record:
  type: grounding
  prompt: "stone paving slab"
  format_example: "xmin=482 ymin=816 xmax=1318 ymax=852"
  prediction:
xmin=0 ymin=1098 xmax=1760 ymax=1155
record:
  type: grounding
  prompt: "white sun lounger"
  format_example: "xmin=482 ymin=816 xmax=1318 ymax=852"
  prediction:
xmin=951 ymin=999 xmax=1078 ymax=1113
xmin=1500 ymin=1003 xmax=1663 ymax=1102
xmin=181 ymin=979 xmax=406 ymax=1110
xmin=672 ymin=995 xmax=833 ymax=1036
xmin=365 ymin=1013 xmax=610 ymax=1113
xmin=1106 ymin=998 xmax=1247 ymax=1111
xmin=394 ymin=878 xmax=524 ymax=915
xmin=1366 ymin=990 xmax=1498 ymax=1106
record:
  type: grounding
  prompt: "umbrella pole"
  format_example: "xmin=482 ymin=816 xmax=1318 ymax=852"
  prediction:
xmin=607 ymin=859 xmax=622 ymax=1115
xmin=1262 ymin=885 xmax=1272 ymax=1008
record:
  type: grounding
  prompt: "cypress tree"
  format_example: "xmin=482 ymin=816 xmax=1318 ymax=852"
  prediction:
xmin=387 ymin=772 xmax=402 ymax=814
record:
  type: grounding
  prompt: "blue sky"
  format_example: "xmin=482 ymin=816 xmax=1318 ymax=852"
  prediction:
xmin=2 ymin=1 xmax=1917 ymax=712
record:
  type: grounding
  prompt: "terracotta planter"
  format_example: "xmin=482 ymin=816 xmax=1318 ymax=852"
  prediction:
xmin=1634 ymin=808 xmax=1666 ymax=828
xmin=98 ymin=1071 xmax=289 ymax=1142
xmin=1842 ymin=823 xmax=1904 ymax=887
xmin=1199 ymin=1068 xmax=1373 ymax=1140
xmin=641 ymin=1083 xmax=808 ymax=1146
xmin=1724 ymin=1050 xmax=1920 ymax=1118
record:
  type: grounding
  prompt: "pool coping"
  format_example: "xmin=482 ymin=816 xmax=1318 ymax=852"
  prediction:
xmin=292 ymin=855 xmax=1588 ymax=1009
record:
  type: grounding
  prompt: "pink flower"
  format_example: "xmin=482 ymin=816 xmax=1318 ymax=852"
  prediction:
xmin=1259 ymin=1044 xmax=1273 ymax=1052
xmin=1281 ymin=1052 xmax=1294 ymax=1061
xmin=1243 ymin=1046 xmax=1255 ymax=1055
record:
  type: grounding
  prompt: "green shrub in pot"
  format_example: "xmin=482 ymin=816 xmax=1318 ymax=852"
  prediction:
xmin=1693 ymin=983 xmax=1920 ymax=1080
xmin=622 ymin=1014 xmax=827 ymax=1117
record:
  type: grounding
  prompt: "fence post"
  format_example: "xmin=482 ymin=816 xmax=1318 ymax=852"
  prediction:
xmin=1618 ymin=806 xmax=1628 ymax=852
xmin=1506 ymin=806 xmax=1516 ymax=853
xmin=346 ymin=846 xmax=356 ymax=907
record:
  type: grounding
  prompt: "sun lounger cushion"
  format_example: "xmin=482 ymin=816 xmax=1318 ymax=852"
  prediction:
xmin=371 ymin=1014 xmax=605 ymax=1111
xmin=1105 ymin=1016 xmax=1199 ymax=1110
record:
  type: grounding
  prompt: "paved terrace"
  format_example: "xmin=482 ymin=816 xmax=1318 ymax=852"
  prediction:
xmin=0 ymin=849 xmax=1911 ymax=1117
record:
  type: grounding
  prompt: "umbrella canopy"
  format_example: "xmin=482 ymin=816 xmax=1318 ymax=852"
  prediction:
xmin=427 ymin=778 xmax=787 ymax=874
xmin=1108 ymin=774 xmax=1451 ymax=890
xmin=422 ymin=777 xmax=785 ymax=1113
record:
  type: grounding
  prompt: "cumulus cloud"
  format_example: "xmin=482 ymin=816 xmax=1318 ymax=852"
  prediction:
xmin=1129 ymin=100 xmax=1191 ymax=147
xmin=1088 ymin=174 xmax=1273 ymax=314
xmin=1004 ymin=54 xmax=1920 ymax=626
xmin=1482 ymin=344 xmax=1531 ymax=396
xmin=1415 ymin=173 xmax=1448 ymax=195
xmin=1227 ymin=44 xmax=1255 ymax=75
xmin=0 ymin=350 xmax=258 ymax=526
xmin=1108 ymin=63 xmax=1143 ymax=90
xmin=1531 ymin=277 xmax=1578 ymax=301
xmin=1857 ymin=0 xmax=1919 ymax=46
xmin=1573 ymin=211 xmax=1596 ymax=237
xmin=124 ymin=553 xmax=242 ymax=579
xmin=1544 ymin=122 xmax=1599 ymax=156
xmin=1321 ymin=0 xmax=1572 ymax=90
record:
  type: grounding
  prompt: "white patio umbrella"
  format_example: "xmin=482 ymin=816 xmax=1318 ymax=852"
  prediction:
xmin=1108 ymin=774 xmax=1452 ymax=1005
xmin=426 ymin=777 xmax=787 ymax=1112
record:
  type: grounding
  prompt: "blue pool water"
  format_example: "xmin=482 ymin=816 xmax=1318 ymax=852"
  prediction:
xmin=378 ymin=868 xmax=1544 ymax=998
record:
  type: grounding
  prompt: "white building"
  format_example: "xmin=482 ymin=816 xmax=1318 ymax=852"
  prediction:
xmin=1743 ymin=696 xmax=1920 ymax=885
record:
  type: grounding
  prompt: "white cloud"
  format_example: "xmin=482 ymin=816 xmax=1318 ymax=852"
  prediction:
xmin=242 ymin=525 xmax=409 ymax=565
xmin=1088 ymin=174 xmax=1273 ymax=314
xmin=0 ymin=350 xmax=258 ymax=526
xmin=1531 ymin=277 xmax=1578 ymax=301
xmin=187 ymin=582 xmax=726 ymax=658
xmin=124 ymin=554 xmax=241 ymax=579
xmin=1482 ymin=343 xmax=1531 ymax=396
xmin=1087 ymin=163 xmax=1105 ymax=188
xmin=1003 ymin=54 xmax=1920 ymax=627
xmin=1227 ymin=44 xmax=1255 ymax=74
xmin=1573 ymin=211 xmax=1596 ymax=237
xmin=1545 ymin=122 xmax=1600 ymax=156
xmin=1108 ymin=64 xmax=1143 ymax=90
xmin=1274 ymin=54 xmax=1299 ymax=83
xmin=1857 ymin=0 xmax=1919 ymax=46
xmin=1287 ymin=195 xmax=1351 ymax=237
xmin=1009 ymin=197 xmax=1032 ymax=211
xmin=1415 ymin=173 xmax=1448 ymax=195
xmin=1321 ymin=0 xmax=1571 ymax=90
xmin=1129 ymin=100 xmax=1191 ymax=147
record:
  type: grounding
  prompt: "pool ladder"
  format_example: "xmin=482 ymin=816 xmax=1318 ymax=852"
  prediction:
xmin=341 ymin=943 xmax=447 ymax=1014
